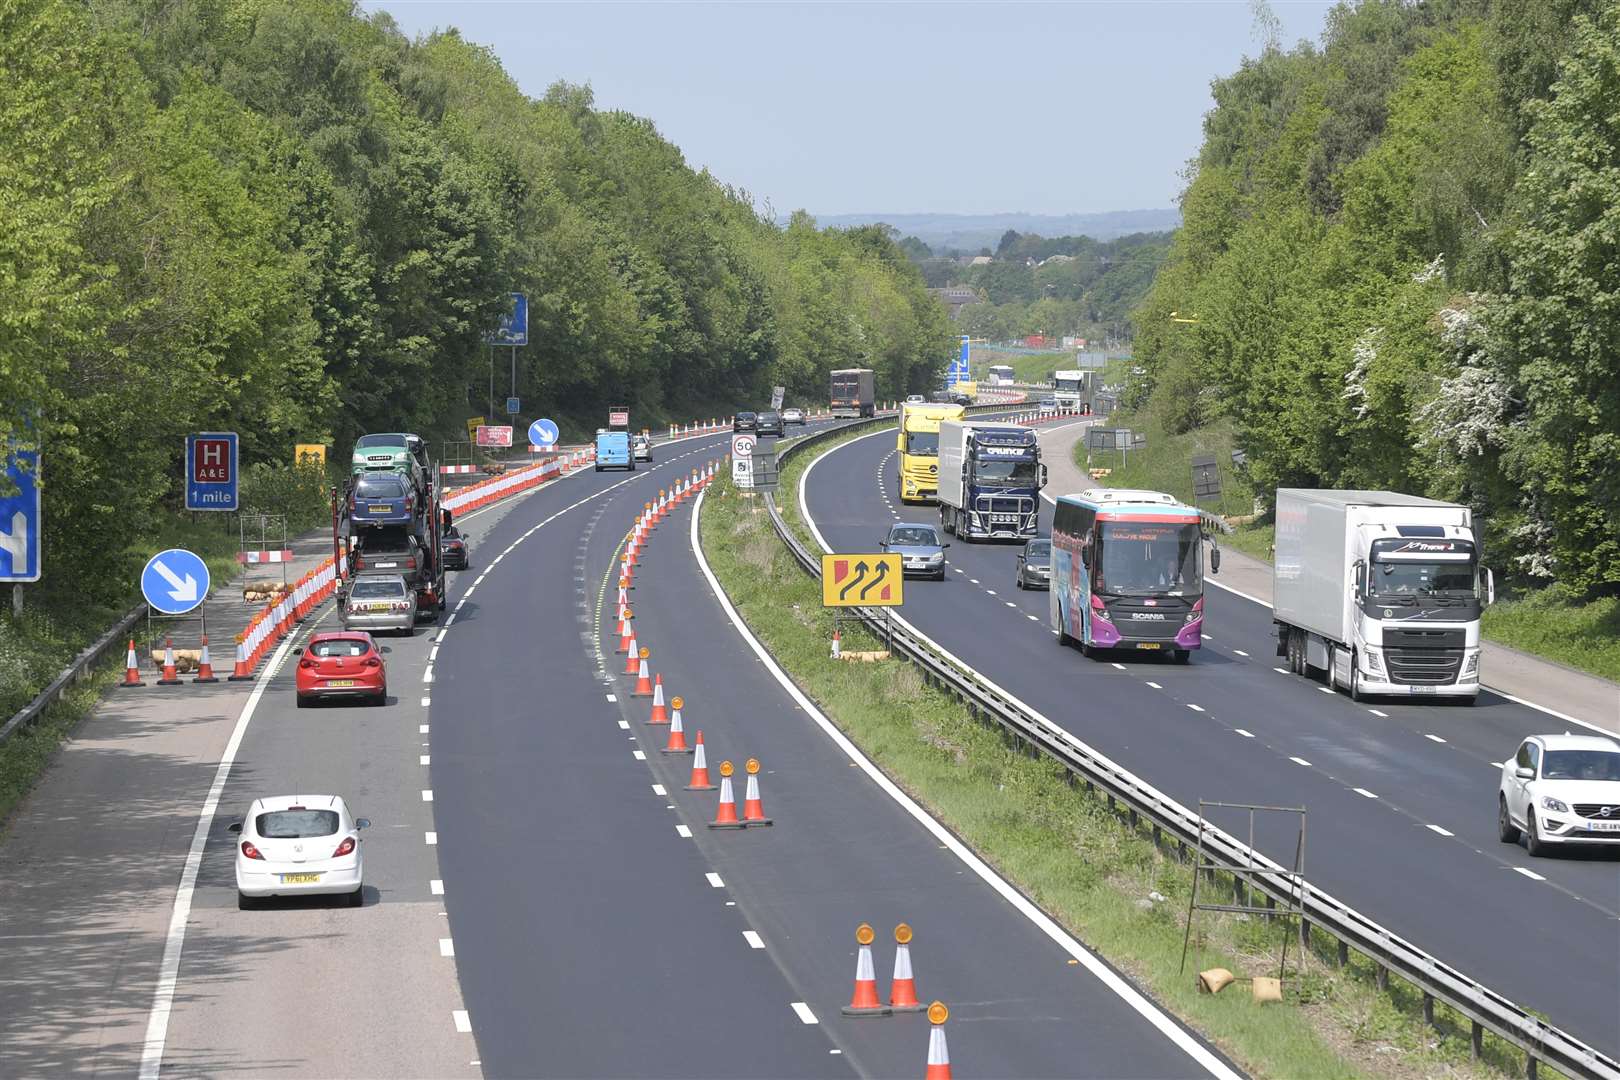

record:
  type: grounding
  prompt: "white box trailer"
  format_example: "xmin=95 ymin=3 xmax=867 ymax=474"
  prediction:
xmin=1273 ymin=489 xmax=1492 ymax=702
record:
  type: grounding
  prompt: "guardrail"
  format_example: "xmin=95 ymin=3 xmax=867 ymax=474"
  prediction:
xmin=757 ymin=414 xmax=1618 ymax=1080
xmin=0 ymin=604 xmax=145 ymax=747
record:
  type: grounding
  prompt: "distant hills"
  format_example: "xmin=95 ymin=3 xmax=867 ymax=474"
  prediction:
xmin=804 ymin=210 xmax=1181 ymax=252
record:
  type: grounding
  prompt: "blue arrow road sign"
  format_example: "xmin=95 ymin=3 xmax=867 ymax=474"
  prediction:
xmin=186 ymin=432 xmax=239 ymax=512
xmin=484 ymin=292 xmax=529 ymax=346
xmin=528 ymin=418 xmax=559 ymax=448
xmin=141 ymin=548 xmax=210 ymax=616
xmin=0 ymin=448 xmax=42 ymax=583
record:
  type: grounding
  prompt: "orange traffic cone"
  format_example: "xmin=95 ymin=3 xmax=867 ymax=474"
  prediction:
xmin=156 ymin=638 xmax=182 ymax=686
xmin=925 ymin=1002 xmax=952 ymax=1079
xmin=889 ymin=924 xmax=924 ymax=1011
xmin=119 ymin=639 xmax=145 ymax=687
xmin=622 ymin=635 xmax=640 ymax=675
xmin=616 ymin=608 xmax=634 ymax=653
xmin=661 ymin=699 xmax=692 ymax=754
xmin=708 ymin=760 xmax=744 ymax=829
xmin=831 ymin=626 xmax=841 ymax=660
xmin=742 ymin=757 xmax=772 ymax=826
xmin=194 ymin=635 xmax=219 ymax=683
xmin=686 ymin=730 xmax=716 ymax=789
xmin=228 ymin=636 xmax=253 ymax=681
xmin=648 ymin=674 xmax=669 ymax=723
xmin=841 ymin=924 xmax=891 ymax=1016
xmin=631 ymin=650 xmax=653 ymax=696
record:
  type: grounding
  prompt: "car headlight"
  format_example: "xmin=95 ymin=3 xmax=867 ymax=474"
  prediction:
xmin=1540 ymin=795 xmax=1569 ymax=813
xmin=928 ymin=552 xmax=944 ymax=562
xmin=1362 ymin=646 xmax=1384 ymax=674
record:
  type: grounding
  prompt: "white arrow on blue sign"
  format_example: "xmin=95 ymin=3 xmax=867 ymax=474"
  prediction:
xmin=141 ymin=548 xmax=211 ymax=616
xmin=528 ymin=418 xmax=559 ymax=448
xmin=0 ymin=448 xmax=42 ymax=583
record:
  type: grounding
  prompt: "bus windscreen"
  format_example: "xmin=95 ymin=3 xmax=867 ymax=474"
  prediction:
xmin=1097 ymin=521 xmax=1202 ymax=594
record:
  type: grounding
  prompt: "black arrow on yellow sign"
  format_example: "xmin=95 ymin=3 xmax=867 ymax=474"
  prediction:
xmin=839 ymin=560 xmax=868 ymax=601
xmin=858 ymin=560 xmax=890 ymax=601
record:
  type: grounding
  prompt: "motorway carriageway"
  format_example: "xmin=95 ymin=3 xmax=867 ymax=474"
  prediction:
xmin=802 ymin=425 xmax=1620 ymax=1060
xmin=126 ymin=415 xmax=1236 ymax=1079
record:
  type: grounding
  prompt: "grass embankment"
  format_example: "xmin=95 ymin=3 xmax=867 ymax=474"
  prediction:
xmin=1074 ymin=413 xmax=1620 ymax=683
xmin=702 ymin=428 xmax=1526 ymax=1080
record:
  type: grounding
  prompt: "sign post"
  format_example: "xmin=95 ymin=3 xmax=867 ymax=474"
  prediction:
xmin=185 ymin=432 xmax=239 ymax=512
xmin=0 ymin=447 xmax=42 ymax=585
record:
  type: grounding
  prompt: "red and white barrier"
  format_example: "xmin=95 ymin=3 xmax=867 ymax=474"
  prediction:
xmin=438 ymin=464 xmax=478 ymax=475
xmin=236 ymin=549 xmax=294 ymax=564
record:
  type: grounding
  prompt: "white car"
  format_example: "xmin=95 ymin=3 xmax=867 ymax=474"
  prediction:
xmin=631 ymin=433 xmax=653 ymax=462
xmin=781 ymin=407 xmax=805 ymax=425
xmin=1498 ymin=734 xmax=1620 ymax=856
xmin=231 ymin=795 xmax=369 ymax=908
xmin=904 ymin=394 xmax=926 ymax=405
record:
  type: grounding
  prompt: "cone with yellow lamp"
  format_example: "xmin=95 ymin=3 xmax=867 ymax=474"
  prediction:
xmin=708 ymin=760 xmax=744 ymax=828
xmin=631 ymin=647 xmax=654 ymax=697
xmin=925 ymin=1001 xmax=952 ymax=1079
xmin=888 ymin=923 xmax=924 ymax=1011
xmin=841 ymin=923 xmax=890 ymax=1016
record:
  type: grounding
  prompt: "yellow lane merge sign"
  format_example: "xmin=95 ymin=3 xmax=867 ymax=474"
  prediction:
xmin=466 ymin=417 xmax=486 ymax=442
xmin=295 ymin=444 xmax=327 ymax=466
xmin=820 ymin=553 xmax=903 ymax=607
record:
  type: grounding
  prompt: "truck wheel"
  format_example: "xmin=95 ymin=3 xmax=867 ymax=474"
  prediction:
xmin=1348 ymin=658 xmax=1364 ymax=701
xmin=941 ymin=508 xmax=954 ymax=536
xmin=1173 ymin=650 xmax=1191 ymax=664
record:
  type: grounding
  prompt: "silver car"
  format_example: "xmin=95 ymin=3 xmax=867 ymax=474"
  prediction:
xmin=881 ymin=522 xmax=949 ymax=580
xmin=1015 ymin=538 xmax=1052 ymax=589
xmin=631 ymin=433 xmax=653 ymax=462
xmin=341 ymin=574 xmax=417 ymax=633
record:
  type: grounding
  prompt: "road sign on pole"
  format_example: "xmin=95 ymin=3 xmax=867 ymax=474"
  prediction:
xmin=141 ymin=548 xmax=210 ymax=615
xmin=475 ymin=425 xmax=513 ymax=448
xmin=770 ymin=385 xmax=785 ymax=411
xmin=0 ymin=448 xmax=42 ymax=583
xmin=1192 ymin=453 xmax=1221 ymax=500
xmin=505 ymin=396 xmax=521 ymax=416
xmin=820 ymin=553 xmax=903 ymax=607
xmin=484 ymin=293 xmax=528 ymax=346
xmin=185 ymin=432 xmax=239 ymax=512
xmin=528 ymin=418 xmax=559 ymax=449
xmin=731 ymin=432 xmax=756 ymax=488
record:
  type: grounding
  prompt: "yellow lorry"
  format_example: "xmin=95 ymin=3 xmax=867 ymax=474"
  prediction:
xmin=896 ymin=402 xmax=967 ymax=503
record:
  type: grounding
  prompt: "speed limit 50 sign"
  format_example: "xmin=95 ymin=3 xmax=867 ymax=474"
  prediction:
xmin=731 ymin=432 xmax=756 ymax=488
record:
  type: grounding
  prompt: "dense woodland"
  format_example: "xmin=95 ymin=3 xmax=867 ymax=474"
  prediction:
xmin=1134 ymin=0 xmax=1620 ymax=596
xmin=903 ymin=230 xmax=1170 ymax=344
xmin=0 ymin=0 xmax=953 ymax=604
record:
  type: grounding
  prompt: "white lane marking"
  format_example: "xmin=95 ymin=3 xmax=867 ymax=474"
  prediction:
xmin=445 ymin=613 xmax=457 ymax=627
xmin=696 ymin=486 xmax=1244 ymax=1080
xmin=436 ymin=628 xmax=449 ymax=643
xmin=606 ymin=693 xmax=617 ymax=702
xmin=1234 ymin=728 xmax=1254 ymax=738
xmin=705 ymin=872 xmax=725 ymax=888
xmin=953 ymin=568 xmax=965 ymax=574
xmin=1146 ymin=681 xmax=1162 ymax=689
xmin=1426 ymin=825 xmax=1454 ymax=837
xmin=419 ymin=755 xmax=431 ymax=766
xmin=969 ymin=578 xmax=980 ymax=584
xmin=1187 ymin=704 xmax=1205 ymax=713
xmin=439 ymin=938 xmax=455 ymax=957
xmin=429 ymin=645 xmax=439 ymax=662
xmin=791 ymin=1002 xmax=819 ymax=1025
xmin=618 ymin=720 xmax=630 ymax=730
xmin=422 ymin=666 xmax=433 ymax=684
xmin=419 ymin=724 xmax=430 ymax=734
xmin=1027 ymin=614 xmax=1039 ymax=621
xmin=425 ymin=831 xmax=438 ymax=845
xmin=1513 ymin=866 xmax=1546 ymax=881
xmin=453 ymin=1010 xmax=472 ymax=1033
xmin=1201 ymin=633 xmax=1212 ymax=641
xmin=1289 ymin=756 xmax=1312 ymax=767
xmin=1353 ymin=788 xmax=1378 ymax=799
xmin=420 ymin=696 xmax=431 ymax=707
xmin=138 ymin=623 xmax=303 ymax=1079
xmin=676 ymin=824 xmax=693 ymax=838
xmin=1424 ymin=734 xmax=1446 ymax=744
xmin=1005 ymin=601 xmax=1017 ymax=608
xmin=652 ymin=784 xmax=667 ymax=796
xmin=633 ymin=750 xmax=646 ymax=760
xmin=422 ymin=790 xmax=434 ymax=802
xmin=463 ymin=586 xmax=476 ymax=598
xmin=1273 ymin=667 xmax=1289 ymax=674
xmin=1369 ymin=709 xmax=1389 ymax=717
xmin=743 ymin=930 xmax=765 ymax=949
xmin=1318 ymin=686 xmax=1335 ymax=694
xmin=430 ymin=879 xmax=445 ymax=895
xmin=1112 ymin=662 xmax=1127 ymax=670
xmin=986 ymin=589 xmax=997 ymax=596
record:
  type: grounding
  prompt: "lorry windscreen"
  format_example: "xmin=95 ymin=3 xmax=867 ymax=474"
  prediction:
xmin=1097 ymin=521 xmax=1202 ymax=595
xmin=1055 ymin=378 xmax=1082 ymax=392
xmin=974 ymin=459 xmax=1038 ymax=484
xmin=905 ymin=432 xmax=939 ymax=455
xmin=1369 ymin=539 xmax=1476 ymax=596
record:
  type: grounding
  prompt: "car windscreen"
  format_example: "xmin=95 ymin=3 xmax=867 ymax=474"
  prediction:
xmin=889 ymin=527 xmax=938 ymax=546
xmin=737 ymin=412 xmax=757 ymax=420
xmin=354 ymin=434 xmax=401 ymax=449
xmin=355 ymin=476 xmax=405 ymax=498
xmin=760 ymin=412 xmax=780 ymax=422
xmin=1541 ymin=750 xmax=1620 ymax=781
xmin=352 ymin=578 xmax=407 ymax=598
xmin=256 ymin=809 xmax=340 ymax=838
xmin=1025 ymin=540 xmax=1051 ymax=558
xmin=309 ymin=638 xmax=371 ymax=658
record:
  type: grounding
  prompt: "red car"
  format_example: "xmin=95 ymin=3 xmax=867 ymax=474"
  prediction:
xmin=295 ymin=632 xmax=387 ymax=708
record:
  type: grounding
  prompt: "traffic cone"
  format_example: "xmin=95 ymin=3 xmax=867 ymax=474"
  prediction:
xmin=156 ymin=638 xmax=182 ymax=685
xmin=661 ymin=699 xmax=692 ymax=754
xmin=742 ymin=757 xmax=772 ymax=826
xmin=119 ymin=639 xmax=145 ymax=687
xmin=841 ymin=924 xmax=891 ymax=1016
xmin=616 ymin=610 xmax=634 ymax=654
xmin=686 ymin=730 xmax=716 ymax=789
xmin=831 ymin=626 xmax=841 ymax=660
xmin=631 ymin=651 xmax=653 ymax=696
xmin=623 ymin=635 xmax=640 ymax=675
xmin=648 ymin=674 xmax=669 ymax=723
xmin=228 ymin=636 xmax=253 ymax=681
xmin=925 ymin=1002 xmax=952 ymax=1079
xmin=889 ymin=924 xmax=924 ymax=1011
xmin=194 ymin=635 xmax=219 ymax=684
xmin=709 ymin=761 xmax=745 ymax=829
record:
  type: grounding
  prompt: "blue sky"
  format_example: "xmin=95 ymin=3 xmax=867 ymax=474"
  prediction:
xmin=365 ymin=1 xmax=1335 ymax=216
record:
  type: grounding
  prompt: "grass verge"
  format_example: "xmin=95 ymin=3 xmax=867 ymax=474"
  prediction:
xmin=1482 ymin=586 xmax=1620 ymax=684
xmin=699 ymin=434 xmax=1541 ymax=1080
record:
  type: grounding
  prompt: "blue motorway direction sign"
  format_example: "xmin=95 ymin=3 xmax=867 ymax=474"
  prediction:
xmin=186 ymin=432 xmax=239 ymax=512
xmin=506 ymin=396 xmax=521 ymax=416
xmin=141 ymin=548 xmax=210 ymax=615
xmin=946 ymin=335 xmax=970 ymax=388
xmin=528 ymin=418 xmax=559 ymax=448
xmin=484 ymin=292 xmax=528 ymax=346
xmin=0 ymin=448 xmax=42 ymax=583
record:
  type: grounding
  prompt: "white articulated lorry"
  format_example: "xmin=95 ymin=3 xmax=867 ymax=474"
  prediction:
xmin=1273 ymin=489 xmax=1494 ymax=702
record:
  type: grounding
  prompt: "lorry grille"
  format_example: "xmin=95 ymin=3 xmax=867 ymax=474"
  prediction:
xmin=974 ymin=495 xmax=1033 ymax=524
xmin=1382 ymin=627 xmax=1467 ymax=650
xmin=1384 ymin=647 xmax=1464 ymax=684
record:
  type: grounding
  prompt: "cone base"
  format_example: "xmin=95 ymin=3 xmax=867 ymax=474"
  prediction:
xmin=156 ymin=678 xmax=182 ymax=686
xmin=660 ymin=747 xmax=695 ymax=755
xmin=119 ymin=680 xmax=147 ymax=688
xmin=889 ymin=1002 xmax=927 ymax=1013
xmin=228 ymin=674 xmax=254 ymax=682
xmin=685 ymin=783 xmax=717 ymax=791
xmin=194 ymin=676 xmax=220 ymax=684
xmin=740 ymin=817 xmax=773 ymax=827
xmin=646 ymin=717 xmax=669 ymax=725
xmin=707 ymin=820 xmax=747 ymax=830
xmin=631 ymin=689 xmax=652 ymax=698
xmin=839 ymin=1005 xmax=893 ymax=1017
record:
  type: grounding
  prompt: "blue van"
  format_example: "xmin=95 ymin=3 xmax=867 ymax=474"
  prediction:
xmin=595 ymin=430 xmax=633 ymax=471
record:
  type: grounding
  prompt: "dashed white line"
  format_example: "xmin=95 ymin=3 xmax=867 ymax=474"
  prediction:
xmin=1233 ymin=728 xmax=1254 ymax=738
xmin=430 ymin=879 xmax=444 ymax=895
xmin=422 ymin=666 xmax=433 ymax=684
xmin=1112 ymin=662 xmax=1127 ymax=671
xmin=1233 ymin=649 xmax=1249 ymax=657
xmin=1186 ymin=704 xmax=1205 ymax=713
xmin=429 ymin=645 xmax=439 ymax=662
xmin=419 ymin=724 xmax=430 ymax=734
xmin=1273 ymin=667 xmax=1289 ymax=675
xmin=425 ymin=831 xmax=438 ymax=845
xmin=1489 ymin=761 xmax=1503 ymax=769
xmin=618 ymin=720 xmax=630 ymax=730
xmin=420 ymin=696 xmax=431 ymax=707
xmin=1353 ymin=787 xmax=1378 ymax=799
xmin=421 ymin=790 xmax=434 ymax=802
xmin=1513 ymin=866 xmax=1546 ymax=881
xmin=606 ymin=693 xmax=617 ymax=702
xmin=1145 ymin=681 xmax=1162 ymax=689
xmin=1424 ymin=734 xmax=1446 ymax=744
xmin=1027 ymin=614 xmax=1039 ymax=621
xmin=452 ymin=1010 xmax=472 ymax=1033
xmin=676 ymin=824 xmax=693 ymax=838
xmin=969 ymin=578 xmax=980 ymax=584
xmin=790 ymin=1002 xmax=819 ymax=1025
xmin=742 ymin=930 xmax=765 ymax=949
xmin=419 ymin=755 xmax=430 ymax=766
xmin=652 ymin=784 xmax=667 ymax=796
xmin=1369 ymin=709 xmax=1389 ymax=718
xmin=1425 ymin=825 xmax=1454 ymax=837
xmin=1005 ymin=601 xmax=1016 ymax=608
xmin=439 ymin=938 xmax=455 ymax=957
xmin=705 ymin=872 xmax=725 ymax=888
xmin=632 ymin=750 xmax=646 ymax=760
xmin=1318 ymin=686 xmax=1335 ymax=694
xmin=1289 ymin=756 xmax=1313 ymax=767
xmin=986 ymin=589 xmax=997 ymax=596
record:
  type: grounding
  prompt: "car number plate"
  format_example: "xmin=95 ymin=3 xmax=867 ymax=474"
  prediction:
xmin=1136 ymin=642 xmax=1161 ymax=650
xmin=326 ymin=679 xmax=357 ymax=687
xmin=373 ymin=561 xmax=397 ymax=568
xmin=368 ymin=505 xmax=390 ymax=513
xmin=281 ymin=873 xmax=322 ymax=884
xmin=1587 ymin=821 xmax=1620 ymax=832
